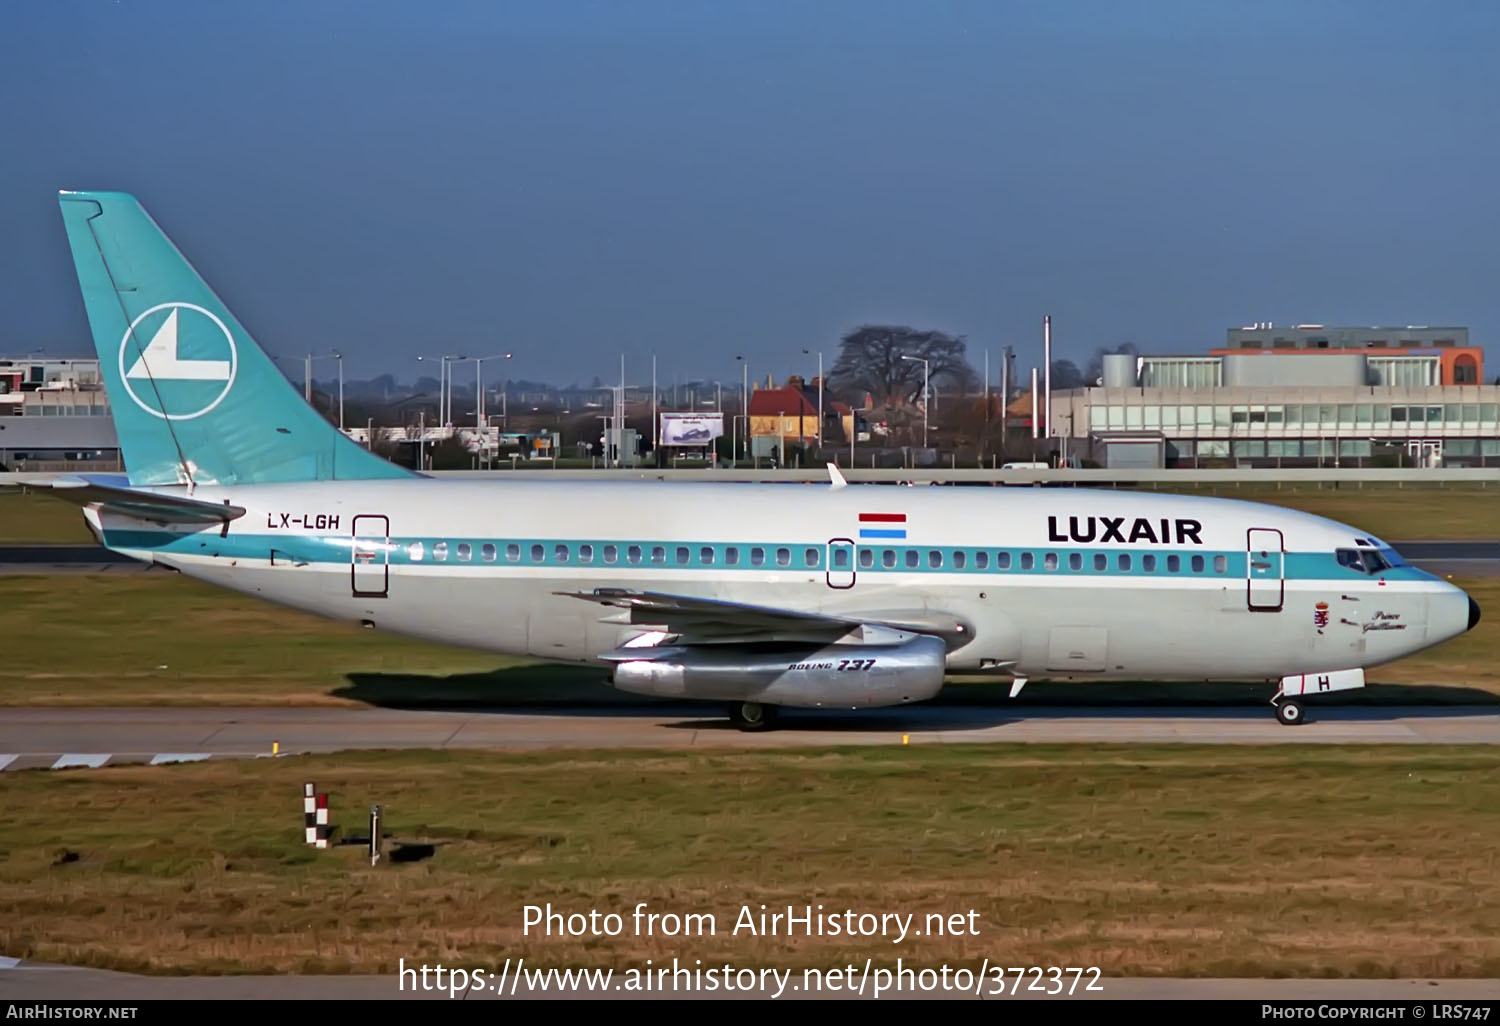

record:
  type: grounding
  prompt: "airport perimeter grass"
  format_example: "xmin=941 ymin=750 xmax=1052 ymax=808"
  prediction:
xmin=1143 ymin=481 xmax=1497 ymax=541
xmin=0 ymin=489 xmax=95 ymax=544
xmin=1 ymin=745 xmax=1497 ymax=977
xmin=0 ymin=572 xmax=1497 ymax=706
xmin=1 ymin=482 xmax=1495 ymax=543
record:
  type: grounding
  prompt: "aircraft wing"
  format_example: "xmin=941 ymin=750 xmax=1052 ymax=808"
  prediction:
xmin=554 ymin=587 xmax=972 ymax=647
xmin=1 ymin=474 xmax=246 ymax=525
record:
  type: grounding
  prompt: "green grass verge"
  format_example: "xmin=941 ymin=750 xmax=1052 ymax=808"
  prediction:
xmin=0 ymin=572 xmax=1495 ymax=707
xmin=1 ymin=745 xmax=1496 ymax=976
xmin=0 ymin=489 xmax=96 ymax=544
xmin=1135 ymin=482 xmax=1497 ymax=541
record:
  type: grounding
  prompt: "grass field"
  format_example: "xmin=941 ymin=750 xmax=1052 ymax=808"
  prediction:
xmin=1 ymin=483 xmax=1494 ymax=544
xmin=1 ymin=745 xmax=1496 ymax=977
xmin=1140 ymin=482 xmax=1497 ymax=541
xmin=0 ymin=489 xmax=96 ymax=544
xmin=0 ymin=572 xmax=1495 ymax=707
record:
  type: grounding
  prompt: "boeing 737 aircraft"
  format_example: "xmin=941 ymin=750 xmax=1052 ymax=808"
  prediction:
xmin=12 ymin=191 xmax=1481 ymax=729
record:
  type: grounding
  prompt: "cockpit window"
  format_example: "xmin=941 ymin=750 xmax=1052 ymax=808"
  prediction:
xmin=1337 ymin=548 xmax=1392 ymax=574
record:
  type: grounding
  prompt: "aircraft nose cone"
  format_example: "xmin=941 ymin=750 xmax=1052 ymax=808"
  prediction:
xmin=1469 ymin=597 xmax=1482 ymax=633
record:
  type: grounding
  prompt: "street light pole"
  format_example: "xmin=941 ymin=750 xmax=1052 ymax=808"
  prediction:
xmin=901 ymin=354 xmax=929 ymax=450
xmin=474 ymin=353 xmax=513 ymax=455
xmin=736 ymin=355 xmax=749 ymax=463
xmin=303 ymin=351 xmax=341 ymax=427
xmin=802 ymin=348 xmax=823 ymax=449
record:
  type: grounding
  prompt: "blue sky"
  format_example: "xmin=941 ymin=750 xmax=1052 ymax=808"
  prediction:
xmin=3 ymin=1 xmax=1497 ymax=386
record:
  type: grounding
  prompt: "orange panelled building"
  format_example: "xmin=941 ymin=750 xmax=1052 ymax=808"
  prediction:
xmin=1214 ymin=325 xmax=1483 ymax=385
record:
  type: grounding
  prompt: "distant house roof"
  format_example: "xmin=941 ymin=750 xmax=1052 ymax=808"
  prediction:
xmin=749 ymin=387 xmax=818 ymax=418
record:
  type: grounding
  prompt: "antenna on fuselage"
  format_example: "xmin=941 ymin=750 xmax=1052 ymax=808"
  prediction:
xmin=827 ymin=463 xmax=847 ymax=490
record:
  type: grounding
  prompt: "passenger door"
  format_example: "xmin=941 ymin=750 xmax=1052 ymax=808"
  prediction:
xmin=1246 ymin=528 xmax=1284 ymax=612
xmin=351 ymin=514 xmax=390 ymax=598
xmin=826 ymin=538 xmax=855 ymax=589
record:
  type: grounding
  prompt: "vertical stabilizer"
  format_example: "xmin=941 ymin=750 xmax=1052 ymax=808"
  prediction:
xmin=57 ymin=191 xmax=414 ymax=486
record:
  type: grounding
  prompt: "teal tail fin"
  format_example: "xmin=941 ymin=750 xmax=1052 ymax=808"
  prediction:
xmin=57 ymin=190 xmax=414 ymax=487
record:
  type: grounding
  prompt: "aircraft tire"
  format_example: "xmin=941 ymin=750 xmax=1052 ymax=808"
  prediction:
xmin=729 ymin=701 xmax=777 ymax=732
xmin=1276 ymin=700 xmax=1305 ymax=726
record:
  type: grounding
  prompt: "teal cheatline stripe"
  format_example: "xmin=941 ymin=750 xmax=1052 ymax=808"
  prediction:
xmin=98 ymin=529 xmax=1437 ymax=584
xmin=58 ymin=191 xmax=414 ymax=487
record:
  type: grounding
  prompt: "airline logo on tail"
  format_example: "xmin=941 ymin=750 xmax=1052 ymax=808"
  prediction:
xmin=118 ymin=302 xmax=238 ymax=420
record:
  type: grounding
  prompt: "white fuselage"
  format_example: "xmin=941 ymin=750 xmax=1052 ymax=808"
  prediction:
xmin=90 ymin=478 xmax=1474 ymax=684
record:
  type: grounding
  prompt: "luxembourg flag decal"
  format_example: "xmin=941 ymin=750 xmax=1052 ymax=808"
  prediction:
xmin=858 ymin=512 xmax=907 ymax=539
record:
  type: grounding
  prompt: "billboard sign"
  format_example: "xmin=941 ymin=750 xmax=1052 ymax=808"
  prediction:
xmin=660 ymin=412 xmax=723 ymax=446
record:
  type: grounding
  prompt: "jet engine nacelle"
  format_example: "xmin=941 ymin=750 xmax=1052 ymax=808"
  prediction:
xmin=606 ymin=634 xmax=948 ymax=709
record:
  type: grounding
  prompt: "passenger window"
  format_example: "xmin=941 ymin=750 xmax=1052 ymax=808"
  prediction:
xmin=481 ymin=543 xmax=496 ymax=562
xmin=905 ymin=550 xmax=919 ymax=568
xmin=1191 ymin=555 xmax=1204 ymax=573
xmin=1213 ymin=555 xmax=1227 ymax=574
xmin=953 ymin=550 xmax=966 ymax=569
xmin=1093 ymin=553 xmax=1107 ymax=571
xmin=651 ymin=546 xmax=666 ymax=564
xmin=751 ymin=547 xmax=765 ymax=567
xmin=627 ymin=545 xmax=642 ymax=564
xmin=1044 ymin=553 xmax=1059 ymax=570
xmin=700 ymin=546 xmax=714 ymax=565
xmin=457 ymin=543 xmax=472 ymax=562
xmin=882 ymin=549 xmax=896 ymax=568
xmin=1020 ymin=552 xmax=1033 ymax=570
xmin=1167 ymin=554 xmax=1181 ymax=572
xmin=1142 ymin=553 xmax=1156 ymax=572
xmin=603 ymin=545 xmax=618 ymax=564
xmin=833 ymin=548 xmax=849 ymax=568
xmin=859 ymin=549 xmax=874 ymax=568
xmin=433 ymin=542 xmax=448 ymax=561
xmin=776 ymin=547 xmax=790 ymax=566
xmin=974 ymin=551 xmax=988 ymax=570
xmin=1069 ymin=553 xmax=1082 ymax=571
xmin=676 ymin=546 xmax=690 ymax=565
xmin=726 ymin=547 xmax=739 ymax=566
xmin=554 ymin=544 xmax=569 ymax=563
xmin=407 ymin=542 xmax=425 ymax=561
xmin=928 ymin=550 xmax=942 ymax=568
xmin=1117 ymin=553 xmax=1131 ymax=571
xmin=505 ymin=543 xmax=519 ymax=562
xmin=579 ymin=544 xmax=593 ymax=564
xmin=996 ymin=551 xmax=1010 ymax=570
xmin=805 ymin=548 xmax=820 ymax=567
xmin=530 ymin=544 xmax=544 ymax=562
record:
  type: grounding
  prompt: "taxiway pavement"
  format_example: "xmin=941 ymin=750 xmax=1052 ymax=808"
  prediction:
xmin=0 ymin=704 xmax=1495 ymax=770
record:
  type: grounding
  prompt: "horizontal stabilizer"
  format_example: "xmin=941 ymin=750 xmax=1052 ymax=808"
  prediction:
xmin=4 ymin=475 xmax=245 ymax=525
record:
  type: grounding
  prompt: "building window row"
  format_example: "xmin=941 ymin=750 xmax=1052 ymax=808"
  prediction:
xmin=1091 ymin=402 xmax=1500 ymax=432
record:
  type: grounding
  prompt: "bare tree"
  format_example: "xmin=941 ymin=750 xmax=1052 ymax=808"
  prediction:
xmin=828 ymin=325 xmax=977 ymax=407
xmin=1049 ymin=359 xmax=1086 ymax=390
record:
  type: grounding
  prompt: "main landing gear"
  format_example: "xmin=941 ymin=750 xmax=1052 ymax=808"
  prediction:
xmin=728 ymin=701 xmax=778 ymax=732
xmin=1274 ymin=699 xmax=1305 ymax=726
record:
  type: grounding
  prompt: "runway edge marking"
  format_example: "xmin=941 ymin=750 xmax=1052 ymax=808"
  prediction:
xmin=52 ymin=754 xmax=110 ymax=769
